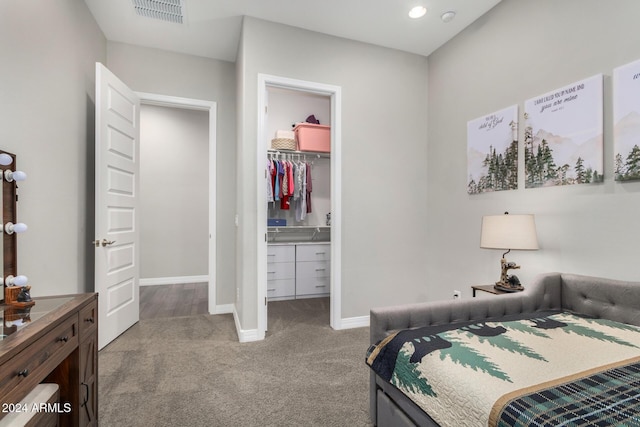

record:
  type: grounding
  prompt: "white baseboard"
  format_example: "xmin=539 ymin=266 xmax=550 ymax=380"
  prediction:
xmin=232 ymin=307 xmax=262 ymax=342
xmin=213 ymin=303 xmax=234 ymax=315
xmin=140 ymin=275 xmax=209 ymax=287
xmin=336 ymin=315 xmax=370 ymax=329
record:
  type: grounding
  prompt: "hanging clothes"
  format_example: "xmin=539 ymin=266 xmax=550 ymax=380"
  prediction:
xmin=266 ymin=159 xmax=274 ymax=203
xmin=305 ymin=161 xmax=313 ymax=214
xmin=296 ymin=161 xmax=307 ymax=221
xmin=280 ymin=160 xmax=291 ymax=210
xmin=268 ymin=155 xmax=315 ymax=221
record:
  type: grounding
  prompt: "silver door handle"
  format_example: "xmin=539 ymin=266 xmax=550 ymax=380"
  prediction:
xmin=92 ymin=239 xmax=116 ymax=247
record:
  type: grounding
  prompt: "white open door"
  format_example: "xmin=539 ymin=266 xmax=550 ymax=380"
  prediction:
xmin=94 ymin=62 xmax=140 ymax=350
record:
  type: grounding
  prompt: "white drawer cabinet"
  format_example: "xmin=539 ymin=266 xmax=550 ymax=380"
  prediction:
xmin=267 ymin=242 xmax=331 ymax=300
xmin=267 ymin=245 xmax=296 ymax=300
xmin=267 ymin=278 xmax=296 ymax=299
xmin=295 ymin=243 xmax=330 ymax=298
xmin=267 ymin=261 xmax=295 ymax=280
xmin=267 ymin=244 xmax=295 ymax=263
xmin=296 ymin=244 xmax=330 ymax=262
xmin=295 ymin=260 xmax=331 ymax=280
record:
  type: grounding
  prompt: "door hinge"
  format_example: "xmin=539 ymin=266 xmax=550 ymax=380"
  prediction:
xmin=265 ymin=297 xmax=267 ymax=305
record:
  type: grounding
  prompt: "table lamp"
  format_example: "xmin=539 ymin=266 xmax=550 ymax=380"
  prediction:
xmin=480 ymin=212 xmax=538 ymax=292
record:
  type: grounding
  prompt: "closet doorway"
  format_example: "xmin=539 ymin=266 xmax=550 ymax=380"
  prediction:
xmin=137 ymin=93 xmax=217 ymax=318
xmin=257 ymin=74 xmax=342 ymax=337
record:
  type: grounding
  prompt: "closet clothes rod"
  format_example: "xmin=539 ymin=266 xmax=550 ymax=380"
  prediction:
xmin=267 ymin=149 xmax=330 ymax=159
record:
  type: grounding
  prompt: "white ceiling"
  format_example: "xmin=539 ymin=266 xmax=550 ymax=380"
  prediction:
xmin=85 ymin=0 xmax=501 ymax=63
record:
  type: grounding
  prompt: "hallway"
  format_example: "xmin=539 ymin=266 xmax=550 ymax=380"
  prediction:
xmin=139 ymin=283 xmax=208 ymax=319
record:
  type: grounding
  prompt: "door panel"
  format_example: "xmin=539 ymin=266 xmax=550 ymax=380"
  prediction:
xmin=95 ymin=62 xmax=140 ymax=350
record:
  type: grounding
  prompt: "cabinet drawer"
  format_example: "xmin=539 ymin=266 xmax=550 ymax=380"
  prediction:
xmin=267 ymin=245 xmax=295 ymax=263
xmin=79 ymin=300 xmax=98 ymax=341
xmin=0 ymin=315 xmax=78 ymax=402
xmin=296 ymin=260 xmax=330 ymax=279
xmin=266 ymin=261 xmax=295 ymax=280
xmin=296 ymin=276 xmax=330 ymax=296
xmin=267 ymin=279 xmax=296 ymax=299
xmin=296 ymin=244 xmax=330 ymax=262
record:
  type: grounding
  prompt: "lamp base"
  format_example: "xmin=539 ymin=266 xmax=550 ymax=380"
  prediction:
xmin=494 ymin=282 xmax=524 ymax=293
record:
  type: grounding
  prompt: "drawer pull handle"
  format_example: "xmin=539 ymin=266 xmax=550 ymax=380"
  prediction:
xmin=17 ymin=369 xmax=29 ymax=378
xmin=267 ymin=254 xmax=276 ymax=256
xmin=315 ymin=268 xmax=326 ymax=271
xmin=315 ymin=285 xmax=327 ymax=288
xmin=267 ymin=288 xmax=276 ymax=292
xmin=85 ymin=317 xmax=95 ymax=323
xmin=81 ymin=382 xmax=91 ymax=422
xmin=315 ymin=252 xmax=325 ymax=255
xmin=267 ymin=271 xmax=276 ymax=274
xmin=58 ymin=336 xmax=69 ymax=343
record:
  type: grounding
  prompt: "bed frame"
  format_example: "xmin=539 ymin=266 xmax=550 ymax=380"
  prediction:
xmin=369 ymin=272 xmax=640 ymax=426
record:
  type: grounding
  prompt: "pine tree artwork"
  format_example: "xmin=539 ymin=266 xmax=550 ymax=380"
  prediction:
xmin=467 ymin=105 xmax=519 ymax=194
xmin=614 ymin=58 xmax=640 ymax=181
xmin=524 ymin=75 xmax=604 ymax=188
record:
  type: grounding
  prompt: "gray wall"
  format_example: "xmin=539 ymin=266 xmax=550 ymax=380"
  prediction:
xmin=139 ymin=105 xmax=208 ymax=279
xmin=426 ymin=0 xmax=640 ymax=300
xmin=236 ymin=17 xmax=429 ymax=329
xmin=107 ymin=42 xmax=237 ymax=306
xmin=0 ymin=0 xmax=106 ymax=296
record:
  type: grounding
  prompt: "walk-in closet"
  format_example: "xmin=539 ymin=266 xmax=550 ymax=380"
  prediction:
xmin=264 ymin=86 xmax=332 ymax=307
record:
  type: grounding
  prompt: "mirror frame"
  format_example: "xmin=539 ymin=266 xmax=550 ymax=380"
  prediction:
xmin=1 ymin=150 xmax=17 ymax=304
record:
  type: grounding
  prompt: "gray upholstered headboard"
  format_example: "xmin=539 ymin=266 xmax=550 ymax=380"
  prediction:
xmin=560 ymin=273 xmax=640 ymax=326
xmin=370 ymin=272 xmax=640 ymax=345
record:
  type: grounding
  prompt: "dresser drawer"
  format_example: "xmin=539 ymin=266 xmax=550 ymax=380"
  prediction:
xmin=267 ymin=278 xmax=296 ymax=299
xmin=296 ymin=244 xmax=330 ymax=262
xmin=267 ymin=244 xmax=295 ymax=263
xmin=267 ymin=261 xmax=295 ymax=280
xmin=79 ymin=300 xmax=98 ymax=341
xmin=296 ymin=276 xmax=330 ymax=296
xmin=296 ymin=260 xmax=330 ymax=279
xmin=0 ymin=314 xmax=78 ymax=402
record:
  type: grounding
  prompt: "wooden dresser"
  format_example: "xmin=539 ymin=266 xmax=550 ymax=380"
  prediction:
xmin=0 ymin=294 xmax=98 ymax=426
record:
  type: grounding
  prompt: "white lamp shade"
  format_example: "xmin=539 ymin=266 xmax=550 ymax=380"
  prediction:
xmin=480 ymin=214 xmax=538 ymax=250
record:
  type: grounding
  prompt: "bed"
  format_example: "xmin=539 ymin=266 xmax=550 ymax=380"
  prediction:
xmin=367 ymin=273 xmax=640 ymax=426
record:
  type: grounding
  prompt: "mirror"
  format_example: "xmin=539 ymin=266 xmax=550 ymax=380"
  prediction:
xmin=0 ymin=156 xmax=3 ymax=283
xmin=0 ymin=150 xmax=17 ymax=304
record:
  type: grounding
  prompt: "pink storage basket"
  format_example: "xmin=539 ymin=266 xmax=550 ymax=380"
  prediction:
xmin=294 ymin=123 xmax=331 ymax=153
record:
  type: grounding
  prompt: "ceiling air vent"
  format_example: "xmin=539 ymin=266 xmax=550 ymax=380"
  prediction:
xmin=132 ymin=0 xmax=184 ymax=24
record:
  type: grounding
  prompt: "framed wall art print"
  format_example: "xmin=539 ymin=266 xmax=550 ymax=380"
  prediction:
xmin=467 ymin=105 xmax=518 ymax=194
xmin=613 ymin=59 xmax=640 ymax=181
xmin=524 ymin=74 xmax=603 ymax=188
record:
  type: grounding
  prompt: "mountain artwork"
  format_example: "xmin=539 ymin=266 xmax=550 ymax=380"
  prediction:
xmin=467 ymin=105 xmax=518 ymax=194
xmin=614 ymin=59 xmax=640 ymax=181
xmin=524 ymin=75 xmax=603 ymax=188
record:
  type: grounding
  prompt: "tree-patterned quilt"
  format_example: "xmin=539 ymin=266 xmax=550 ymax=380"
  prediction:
xmin=366 ymin=310 xmax=640 ymax=427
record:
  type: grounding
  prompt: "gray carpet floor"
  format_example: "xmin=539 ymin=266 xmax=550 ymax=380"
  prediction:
xmin=99 ymin=297 xmax=373 ymax=426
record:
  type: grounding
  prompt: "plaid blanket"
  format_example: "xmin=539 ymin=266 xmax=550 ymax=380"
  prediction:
xmin=494 ymin=359 xmax=640 ymax=426
xmin=367 ymin=311 xmax=640 ymax=427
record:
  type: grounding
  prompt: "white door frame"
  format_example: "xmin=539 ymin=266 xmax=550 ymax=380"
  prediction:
xmin=256 ymin=74 xmax=342 ymax=338
xmin=136 ymin=92 xmax=218 ymax=314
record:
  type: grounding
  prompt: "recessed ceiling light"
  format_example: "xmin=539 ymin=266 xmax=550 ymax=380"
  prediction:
xmin=408 ymin=6 xmax=427 ymax=19
xmin=441 ymin=11 xmax=456 ymax=23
